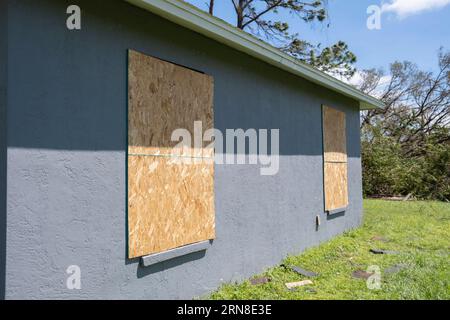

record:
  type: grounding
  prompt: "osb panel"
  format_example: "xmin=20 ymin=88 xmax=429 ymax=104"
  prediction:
xmin=128 ymin=50 xmax=214 ymax=158
xmin=128 ymin=156 xmax=215 ymax=258
xmin=324 ymin=162 xmax=349 ymax=211
xmin=323 ymin=106 xmax=347 ymax=163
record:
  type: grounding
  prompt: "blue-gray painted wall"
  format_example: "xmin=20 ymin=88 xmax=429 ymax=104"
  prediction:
xmin=3 ymin=0 xmax=363 ymax=299
xmin=0 ymin=0 xmax=7 ymax=300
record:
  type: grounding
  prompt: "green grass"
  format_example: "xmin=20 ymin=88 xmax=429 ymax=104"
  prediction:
xmin=209 ymin=200 xmax=450 ymax=300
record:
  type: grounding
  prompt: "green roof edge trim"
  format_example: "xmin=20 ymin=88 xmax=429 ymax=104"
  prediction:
xmin=125 ymin=0 xmax=384 ymax=110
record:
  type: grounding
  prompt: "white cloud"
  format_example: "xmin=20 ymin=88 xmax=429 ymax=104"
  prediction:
xmin=381 ymin=0 xmax=450 ymax=18
xmin=339 ymin=71 xmax=392 ymax=99
xmin=344 ymin=71 xmax=364 ymax=86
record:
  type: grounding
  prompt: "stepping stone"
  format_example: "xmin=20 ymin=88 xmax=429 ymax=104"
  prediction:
xmin=352 ymin=270 xmax=374 ymax=280
xmin=370 ymin=249 xmax=400 ymax=255
xmin=371 ymin=235 xmax=389 ymax=242
xmin=250 ymin=276 xmax=270 ymax=285
xmin=285 ymin=280 xmax=313 ymax=289
xmin=384 ymin=264 xmax=408 ymax=275
xmin=282 ymin=264 xmax=319 ymax=277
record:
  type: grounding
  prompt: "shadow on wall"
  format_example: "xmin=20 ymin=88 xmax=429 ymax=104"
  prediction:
xmin=0 ymin=0 xmax=7 ymax=300
xmin=136 ymin=251 xmax=207 ymax=278
xmin=6 ymin=0 xmax=360 ymax=157
xmin=2 ymin=0 xmax=362 ymax=293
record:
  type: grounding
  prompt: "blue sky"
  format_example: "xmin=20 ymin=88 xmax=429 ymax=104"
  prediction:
xmin=186 ymin=0 xmax=450 ymax=74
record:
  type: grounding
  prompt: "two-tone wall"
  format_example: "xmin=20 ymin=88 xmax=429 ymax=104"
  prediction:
xmin=2 ymin=0 xmax=363 ymax=299
xmin=0 ymin=0 xmax=8 ymax=301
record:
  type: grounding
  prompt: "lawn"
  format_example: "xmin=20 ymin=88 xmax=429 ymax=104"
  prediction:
xmin=209 ymin=200 xmax=450 ymax=300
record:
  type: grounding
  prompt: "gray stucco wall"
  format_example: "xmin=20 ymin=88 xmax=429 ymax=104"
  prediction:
xmin=3 ymin=0 xmax=363 ymax=299
xmin=0 ymin=0 xmax=8 ymax=300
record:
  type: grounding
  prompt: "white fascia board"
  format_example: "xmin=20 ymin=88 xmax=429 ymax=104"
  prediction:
xmin=125 ymin=0 xmax=384 ymax=110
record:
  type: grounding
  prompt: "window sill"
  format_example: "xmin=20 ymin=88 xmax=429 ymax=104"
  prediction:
xmin=326 ymin=207 xmax=347 ymax=216
xmin=140 ymin=240 xmax=211 ymax=267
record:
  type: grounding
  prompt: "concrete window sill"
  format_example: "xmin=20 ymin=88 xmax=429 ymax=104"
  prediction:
xmin=326 ymin=207 xmax=347 ymax=216
xmin=140 ymin=240 xmax=211 ymax=267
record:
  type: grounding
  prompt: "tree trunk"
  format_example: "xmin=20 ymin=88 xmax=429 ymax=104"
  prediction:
xmin=236 ymin=0 xmax=245 ymax=29
xmin=209 ymin=0 xmax=214 ymax=15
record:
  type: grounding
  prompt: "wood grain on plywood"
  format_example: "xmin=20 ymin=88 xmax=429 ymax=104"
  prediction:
xmin=324 ymin=162 xmax=349 ymax=210
xmin=323 ymin=106 xmax=348 ymax=211
xmin=128 ymin=50 xmax=215 ymax=258
xmin=323 ymin=105 xmax=347 ymax=163
xmin=128 ymin=50 xmax=214 ymax=158
xmin=128 ymin=156 xmax=215 ymax=259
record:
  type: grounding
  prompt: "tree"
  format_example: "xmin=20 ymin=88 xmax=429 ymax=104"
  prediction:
xmin=208 ymin=0 xmax=214 ymax=14
xmin=360 ymin=49 xmax=450 ymax=152
xmin=205 ymin=0 xmax=356 ymax=79
xmin=358 ymin=49 xmax=450 ymax=200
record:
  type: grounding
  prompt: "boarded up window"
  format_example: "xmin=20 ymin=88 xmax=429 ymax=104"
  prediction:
xmin=127 ymin=50 xmax=215 ymax=259
xmin=322 ymin=105 xmax=348 ymax=212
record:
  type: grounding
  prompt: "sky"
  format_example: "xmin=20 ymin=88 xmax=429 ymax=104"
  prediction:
xmin=185 ymin=0 xmax=450 ymax=75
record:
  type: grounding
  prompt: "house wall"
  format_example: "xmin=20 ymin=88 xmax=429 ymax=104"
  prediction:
xmin=3 ymin=0 xmax=363 ymax=299
xmin=0 ymin=0 xmax=8 ymax=300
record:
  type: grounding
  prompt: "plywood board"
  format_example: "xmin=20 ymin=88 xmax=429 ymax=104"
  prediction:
xmin=323 ymin=105 xmax=348 ymax=211
xmin=128 ymin=156 xmax=215 ymax=258
xmin=128 ymin=50 xmax=214 ymax=158
xmin=324 ymin=162 xmax=349 ymax=211
xmin=323 ymin=106 xmax=347 ymax=163
xmin=127 ymin=50 xmax=215 ymax=259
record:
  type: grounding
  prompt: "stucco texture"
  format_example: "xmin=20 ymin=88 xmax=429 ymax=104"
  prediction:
xmin=3 ymin=0 xmax=363 ymax=299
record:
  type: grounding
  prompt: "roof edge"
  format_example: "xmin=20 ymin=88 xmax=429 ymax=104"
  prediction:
xmin=125 ymin=0 xmax=384 ymax=110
